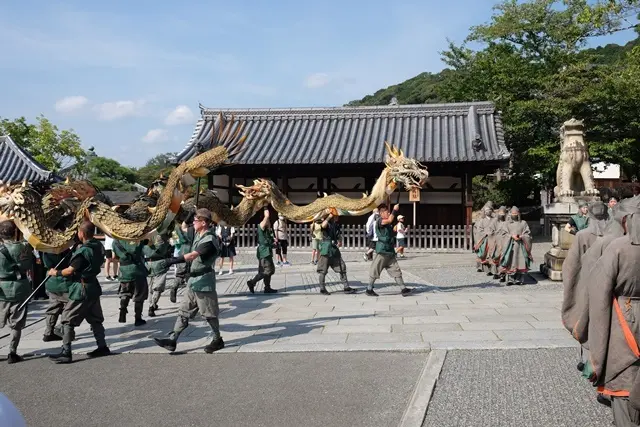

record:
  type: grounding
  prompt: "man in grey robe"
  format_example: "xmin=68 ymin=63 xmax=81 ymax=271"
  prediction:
xmin=473 ymin=202 xmax=495 ymax=273
xmin=489 ymin=206 xmax=509 ymax=281
xmin=498 ymin=206 xmax=533 ymax=285
xmin=562 ymin=201 xmax=609 ymax=335
xmin=585 ymin=211 xmax=640 ymax=426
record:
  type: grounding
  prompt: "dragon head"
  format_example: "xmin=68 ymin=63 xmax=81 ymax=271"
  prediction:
xmin=384 ymin=142 xmax=429 ymax=191
xmin=236 ymin=179 xmax=272 ymax=209
xmin=0 ymin=180 xmax=34 ymax=220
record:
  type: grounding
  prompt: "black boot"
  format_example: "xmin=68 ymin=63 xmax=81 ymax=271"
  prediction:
xmin=7 ymin=353 xmax=24 ymax=364
xmin=264 ymin=286 xmax=278 ymax=294
xmin=169 ymin=288 xmax=177 ymax=303
xmin=204 ymin=338 xmax=224 ymax=354
xmin=247 ymin=280 xmax=255 ymax=294
xmin=43 ymin=333 xmax=63 ymax=342
xmin=148 ymin=305 xmax=156 ymax=317
xmin=87 ymin=346 xmax=111 ymax=358
xmin=49 ymin=347 xmax=72 ymax=364
xmin=134 ymin=302 xmax=146 ymax=326
xmin=119 ymin=299 xmax=128 ymax=323
xmin=320 ymin=288 xmax=331 ymax=295
xmin=154 ymin=338 xmax=177 ymax=352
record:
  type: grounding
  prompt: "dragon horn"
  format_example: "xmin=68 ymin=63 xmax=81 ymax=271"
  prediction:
xmin=22 ymin=179 xmax=27 ymax=187
xmin=65 ymin=176 xmax=70 ymax=184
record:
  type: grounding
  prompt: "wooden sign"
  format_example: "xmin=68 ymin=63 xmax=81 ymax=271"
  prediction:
xmin=409 ymin=187 xmax=421 ymax=202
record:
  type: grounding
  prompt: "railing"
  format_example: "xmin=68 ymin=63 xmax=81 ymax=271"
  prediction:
xmin=235 ymin=224 xmax=472 ymax=252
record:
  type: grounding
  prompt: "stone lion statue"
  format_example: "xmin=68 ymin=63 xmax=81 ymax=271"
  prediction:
xmin=553 ymin=118 xmax=599 ymax=202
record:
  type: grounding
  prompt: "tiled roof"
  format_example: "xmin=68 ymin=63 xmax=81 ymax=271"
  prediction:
xmin=0 ymin=135 xmax=58 ymax=182
xmin=102 ymin=191 xmax=144 ymax=205
xmin=175 ymin=102 xmax=509 ymax=165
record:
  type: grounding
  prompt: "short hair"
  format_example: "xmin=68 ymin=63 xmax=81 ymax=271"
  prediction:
xmin=378 ymin=204 xmax=389 ymax=212
xmin=0 ymin=220 xmax=17 ymax=240
xmin=79 ymin=221 xmax=95 ymax=239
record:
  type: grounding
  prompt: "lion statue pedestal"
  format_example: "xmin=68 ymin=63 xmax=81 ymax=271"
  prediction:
xmin=540 ymin=119 xmax=600 ymax=281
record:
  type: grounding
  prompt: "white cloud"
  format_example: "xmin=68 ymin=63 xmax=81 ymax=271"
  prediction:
xmin=93 ymin=99 xmax=145 ymax=121
xmin=54 ymin=95 xmax=89 ymax=113
xmin=165 ymin=105 xmax=195 ymax=126
xmin=304 ymin=72 xmax=331 ymax=89
xmin=142 ymin=129 xmax=169 ymax=144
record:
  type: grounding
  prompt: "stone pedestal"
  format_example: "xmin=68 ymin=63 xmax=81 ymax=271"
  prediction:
xmin=539 ymin=201 xmax=582 ymax=280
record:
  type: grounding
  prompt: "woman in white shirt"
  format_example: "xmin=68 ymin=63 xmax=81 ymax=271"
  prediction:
xmin=103 ymin=235 xmax=119 ymax=280
xmin=394 ymin=215 xmax=408 ymax=258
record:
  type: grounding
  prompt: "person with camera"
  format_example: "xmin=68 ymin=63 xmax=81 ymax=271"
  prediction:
xmin=216 ymin=224 xmax=236 ymax=275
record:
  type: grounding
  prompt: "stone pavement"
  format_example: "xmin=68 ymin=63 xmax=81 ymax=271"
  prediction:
xmin=0 ymin=241 xmax=574 ymax=355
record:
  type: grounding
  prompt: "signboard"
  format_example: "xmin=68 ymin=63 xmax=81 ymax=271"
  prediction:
xmin=409 ymin=187 xmax=421 ymax=202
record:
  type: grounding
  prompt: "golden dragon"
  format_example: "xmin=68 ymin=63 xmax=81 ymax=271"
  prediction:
xmin=35 ymin=142 xmax=428 ymax=231
xmin=0 ymin=114 xmax=247 ymax=253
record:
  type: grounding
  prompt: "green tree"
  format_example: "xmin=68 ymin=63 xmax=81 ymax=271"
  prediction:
xmin=135 ymin=152 xmax=177 ymax=188
xmin=86 ymin=156 xmax=137 ymax=191
xmin=0 ymin=115 xmax=86 ymax=172
xmin=438 ymin=0 xmax=640 ymax=192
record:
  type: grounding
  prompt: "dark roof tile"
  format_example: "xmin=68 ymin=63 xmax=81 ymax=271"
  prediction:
xmin=176 ymin=102 xmax=509 ymax=165
xmin=0 ymin=135 xmax=58 ymax=182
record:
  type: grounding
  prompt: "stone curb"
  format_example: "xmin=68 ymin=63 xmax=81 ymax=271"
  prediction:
xmin=398 ymin=349 xmax=447 ymax=427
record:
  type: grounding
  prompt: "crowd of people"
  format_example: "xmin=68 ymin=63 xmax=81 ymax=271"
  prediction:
xmin=560 ymin=193 xmax=640 ymax=427
xmin=0 ymin=203 xmax=412 ymax=364
xmin=472 ymin=203 xmax=533 ymax=286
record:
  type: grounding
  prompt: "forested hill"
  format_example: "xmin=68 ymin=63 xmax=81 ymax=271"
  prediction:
xmin=345 ymin=36 xmax=639 ymax=107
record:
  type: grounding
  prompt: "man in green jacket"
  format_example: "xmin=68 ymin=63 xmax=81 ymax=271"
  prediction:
xmin=317 ymin=213 xmax=356 ymax=295
xmin=154 ymin=209 xmax=225 ymax=354
xmin=46 ymin=221 xmax=110 ymax=364
xmin=144 ymin=231 xmax=172 ymax=317
xmin=41 ymin=248 xmax=73 ymax=342
xmin=246 ymin=209 xmax=278 ymax=294
xmin=0 ymin=220 xmax=33 ymax=364
xmin=112 ymin=237 xmax=149 ymax=326
xmin=366 ymin=204 xmax=412 ymax=297
xmin=168 ymin=224 xmax=193 ymax=303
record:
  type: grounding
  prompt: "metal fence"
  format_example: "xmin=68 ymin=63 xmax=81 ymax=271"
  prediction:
xmin=234 ymin=224 xmax=472 ymax=252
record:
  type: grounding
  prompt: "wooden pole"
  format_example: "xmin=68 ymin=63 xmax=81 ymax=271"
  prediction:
xmin=413 ymin=201 xmax=417 ymax=226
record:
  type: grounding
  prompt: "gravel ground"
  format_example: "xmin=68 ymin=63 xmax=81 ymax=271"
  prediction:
xmin=0 ymin=352 xmax=425 ymax=427
xmin=422 ymin=348 xmax=612 ymax=427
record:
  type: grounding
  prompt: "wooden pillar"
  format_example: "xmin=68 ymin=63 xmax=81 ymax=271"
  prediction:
xmin=207 ymin=172 xmax=214 ymax=191
xmin=463 ymin=172 xmax=473 ymax=227
xmin=227 ymin=174 xmax=233 ymax=206
xmin=283 ymin=175 xmax=289 ymax=196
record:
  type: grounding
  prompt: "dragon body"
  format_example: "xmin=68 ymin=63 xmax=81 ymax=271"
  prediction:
xmin=0 ymin=113 xmax=247 ymax=253
xmin=239 ymin=142 xmax=428 ymax=223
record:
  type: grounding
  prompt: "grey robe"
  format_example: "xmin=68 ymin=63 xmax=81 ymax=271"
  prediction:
xmin=499 ymin=208 xmax=532 ymax=273
xmin=561 ymin=203 xmax=609 ymax=336
xmin=575 ymin=197 xmax=640 ymax=343
xmin=473 ymin=215 xmax=496 ymax=264
xmin=587 ymin=213 xmax=640 ymax=398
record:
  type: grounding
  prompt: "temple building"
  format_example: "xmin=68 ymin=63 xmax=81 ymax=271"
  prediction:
xmin=0 ymin=135 xmax=60 ymax=183
xmin=175 ymin=101 xmax=510 ymax=226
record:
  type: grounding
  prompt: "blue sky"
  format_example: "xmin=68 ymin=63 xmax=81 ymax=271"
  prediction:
xmin=0 ymin=1 xmax=636 ymax=167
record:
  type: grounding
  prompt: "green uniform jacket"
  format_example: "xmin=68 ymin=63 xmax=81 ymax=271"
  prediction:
xmin=144 ymin=234 xmax=171 ymax=276
xmin=176 ymin=227 xmax=193 ymax=256
xmin=571 ymin=214 xmax=589 ymax=231
xmin=43 ymin=250 xmax=73 ymax=294
xmin=319 ymin=221 xmax=341 ymax=258
xmin=0 ymin=241 xmax=34 ymax=303
xmin=375 ymin=218 xmax=396 ymax=256
xmin=257 ymin=226 xmax=274 ymax=260
xmin=187 ymin=230 xmax=219 ymax=292
xmin=113 ymin=239 xmax=148 ymax=282
xmin=68 ymin=238 xmax=106 ymax=301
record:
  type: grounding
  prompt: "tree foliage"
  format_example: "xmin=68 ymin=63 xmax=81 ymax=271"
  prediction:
xmin=86 ymin=156 xmax=138 ymax=191
xmin=135 ymin=152 xmax=177 ymax=188
xmin=347 ymin=0 xmax=640 ymax=205
xmin=0 ymin=115 xmax=86 ymax=172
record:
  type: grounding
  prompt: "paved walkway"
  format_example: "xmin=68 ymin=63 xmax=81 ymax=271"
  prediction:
xmin=0 ymin=242 xmax=573 ymax=355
